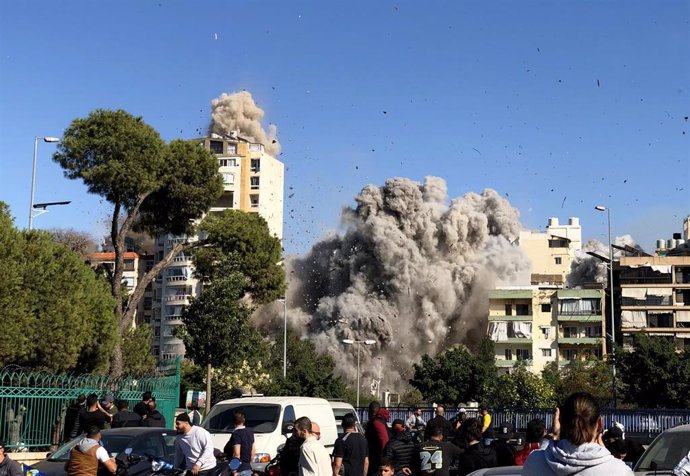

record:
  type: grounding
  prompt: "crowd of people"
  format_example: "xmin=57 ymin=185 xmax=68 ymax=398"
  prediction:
xmin=63 ymin=391 xmax=167 ymax=440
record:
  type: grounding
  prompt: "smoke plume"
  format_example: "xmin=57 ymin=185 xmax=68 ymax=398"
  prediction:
xmin=567 ymin=234 xmax=642 ymax=287
xmin=262 ymin=177 xmax=530 ymax=392
xmin=209 ymin=91 xmax=281 ymax=157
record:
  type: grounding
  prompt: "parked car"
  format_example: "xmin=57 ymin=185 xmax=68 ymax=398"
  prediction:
xmin=634 ymin=422 xmax=690 ymax=475
xmin=466 ymin=467 xmax=523 ymax=476
xmin=32 ymin=428 xmax=176 ymax=476
xmin=328 ymin=400 xmax=364 ymax=436
xmin=203 ymin=396 xmax=338 ymax=474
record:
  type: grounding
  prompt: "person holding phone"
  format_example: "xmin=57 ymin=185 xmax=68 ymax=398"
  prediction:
xmin=521 ymin=392 xmax=633 ymax=475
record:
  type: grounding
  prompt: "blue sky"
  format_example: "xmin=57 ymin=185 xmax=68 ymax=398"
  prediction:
xmin=1 ymin=0 xmax=688 ymax=254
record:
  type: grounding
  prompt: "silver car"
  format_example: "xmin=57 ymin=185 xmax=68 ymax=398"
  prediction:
xmin=634 ymin=423 xmax=690 ymax=475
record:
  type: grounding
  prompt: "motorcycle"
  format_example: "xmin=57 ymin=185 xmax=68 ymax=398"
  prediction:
xmin=115 ymin=449 xmax=236 ymax=476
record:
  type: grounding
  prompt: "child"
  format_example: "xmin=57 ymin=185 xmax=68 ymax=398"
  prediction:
xmin=379 ymin=458 xmax=395 ymax=476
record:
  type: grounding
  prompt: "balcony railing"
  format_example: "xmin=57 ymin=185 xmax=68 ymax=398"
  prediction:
xmin=619 ymin=276 xmax=672 ymax=285
xmin=166 ymin=275 xmax=188 ymax=283
xmin=165 ymin=294 xmax=191 ymax=303
xmin=488 ymin=315 xmax=533 ymax=321
xmin=172 ymin=255 xmax=191 ymax=263
xmin=496 ymin=359 xmax=533 ymax=368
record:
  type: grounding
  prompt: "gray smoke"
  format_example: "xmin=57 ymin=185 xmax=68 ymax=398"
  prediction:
xmin=262 ymin=177 xmax=530 ymax=392
xmin=209 ymin=91 xmax=281 ymax=157
xmin=567 ymin=234 xmax=642 ymax=287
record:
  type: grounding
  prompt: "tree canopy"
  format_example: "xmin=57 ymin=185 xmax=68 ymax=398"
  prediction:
xmin=53 ymin=109 xmax=223 ymax=374
xmin=484 ymin=363 xmax=556 ymax=408
xmin=0 ymin=203 xmax=116 ymax=372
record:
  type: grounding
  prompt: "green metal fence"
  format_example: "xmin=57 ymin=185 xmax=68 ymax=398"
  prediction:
xmin=0 ymin=359 xmax=180 ymax=451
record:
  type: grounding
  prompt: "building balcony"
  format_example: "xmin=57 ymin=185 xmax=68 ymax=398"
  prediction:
xmin=489 ymin=315 xmax=533 ymax=321
xmin=494 ymin=337 xmax=533 ymax=344
xmin=557 ymin=314 xmax=602 ymax=322
xmin=165 ymin=294 xmax=191 ymax=304
xmin=558 ymin=337 xmax=603 ymax=345
xmin=496 ymin=359 xmax=533 ymax=368
xmin=166 ymin=275 xmax=189 ymax=285
xmin=165 ymin=314 xmax=183 ymax=322
xmin=167 ymin=238 xmax=190 ymax=247
xmin=172 ymin=255 xmax=192 ymax=264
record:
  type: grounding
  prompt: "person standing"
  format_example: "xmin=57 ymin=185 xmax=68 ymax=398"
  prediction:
xmin=416 ymin=425 xmax=462 ymax=476
xmin=333 ymin=414 xmax=368 ymax=476
xmin=111 ymin=401 xmax=140 ymax=428
xmin=479 ymin=405 xmax=493 ymax=447
xmin=141 ymin=398 xmax=166 ymax=428
xmin=456 ymin=419 xmax=496 ymax=476
xmin=522 ymin=392 xmax=634 ymax=476
xmin=66 ymin=427 xmax=117 ymax=476
xmin=78 ymin=394 xmax=112 ymax=432
xmin=382 ymin=419 xmax=415 ymax=476
xmin=133 ymin=391 xmax=152 ymax=419
xmin=101 ymin=395 xmax=117 ymax=429
xmin=426 ymin=405 xmax=453 ymax=440
xmin=280 ymin=427 xmax=304 ymax=476
xmin=405 ymin=408 xmax=425 ymax=434
xmin=223 ymin=412 xmax=255 ymax=476
xmin=296 ymin=417 xmax=331 ymax=476
xmin=514 ymin=419 xmax=546 ymax=466
xmin=0 ymin=440 xmax=22 ymax=476
xmin=174 ymin=413 xmax=217 ymax=476
xmin=365 ymin=402 xmax=390 ymax=476
xmin=64 ymin=394 xmax=87 ymax=441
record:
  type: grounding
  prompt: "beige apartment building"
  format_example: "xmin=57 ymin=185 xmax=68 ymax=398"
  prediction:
xmin=488 ymin=287 xmax=605 ymax=374
xmin=152 ymin=134 xmax=284 ymax=361
xmin=619 ymin=255 xmax=690 ymax=351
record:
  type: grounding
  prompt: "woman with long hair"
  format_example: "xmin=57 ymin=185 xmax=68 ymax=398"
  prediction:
xmin=522 ymin=391 xmax=633 ymax=475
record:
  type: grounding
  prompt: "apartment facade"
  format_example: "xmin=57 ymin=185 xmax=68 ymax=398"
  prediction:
xmin=152 ymin=135 xmax=284 ymax=361
xmin=488 ymin=287 xmax=605 ymax=374
xmin=618 ymin=255 xmax=690 ymax=351
xmin=517 ymin=217 xmax=582 ymax=286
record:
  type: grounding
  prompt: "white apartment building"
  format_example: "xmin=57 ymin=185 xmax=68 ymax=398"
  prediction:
xmin=152 ymin=135 xmax=284 ymax=361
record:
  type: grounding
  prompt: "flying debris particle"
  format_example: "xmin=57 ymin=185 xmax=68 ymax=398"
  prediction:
xmin=623 ymin=179 xmax=627 ymax=183
xmin=561 ymin=196 xmax=567 ymax=208
xmin=383 ymin=111 xmax=387 ymax=114
xmin=288 ymin=193 xmax=295 ymax=198
xmin=214 ymin=33 xmax=218 ymax=40
xmin=472 ymin=148 xmax=482 ymax=155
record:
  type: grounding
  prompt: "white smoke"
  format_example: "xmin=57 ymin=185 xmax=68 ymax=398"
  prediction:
xmin=567 ymin=234 xmax=643 ymax=287
xmin=209 ymin=91 xmax=281 ymax=157
xmin=261 ymin=177 xmax=530 ymax=391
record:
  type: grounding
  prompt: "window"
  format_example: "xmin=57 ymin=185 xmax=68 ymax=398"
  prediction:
xmin=540 ymin=326 xmax=552 ymax=338
xmin=218 ymin=158 xmax=237 ymax=167
xmin=516 ymin=304 xmax=530 ymax=315
xmin=504 ymin=349 xmax=513 ymax=360
xmin=210 ymin=140 xmax=224 ymax=154
xmin=516 ymin=349 xmax=530 ymax=360
xmin=154 ymin=327 xmax=160 ymax=337
xmin=122 ymin=276 xmax=135 ymax=288
xmin=541 ymin=348 xmax=552 ymax=357
xmin=227 ymin=143 xmax=237 ymax=154
xmin=204 ymin=403 xmax=281 ymax=433
xmin=564 ymin=349 xmax=578 ymax=361
xmin=222 ymin=172 xmax=234 ymax=185
xmin=586 ymin=326 xmax=602 ymax=337
xmin=123 ymin=260 xmax=135 ymax=271
xmin=555 ymin=257 xmax=562 ymax=265
xmin=250 ymin=176 xmax=260 ymax=189
xmin=549 ymin=238 xmax=569 ymax=248
xmin=216 ymin=191 xmax=234 ymax=208
xmin=564 ymin=326 xmax=578 ymax=338
xmin=541 ymin=303 xmax=551 ymax=313
xmin=594 ymin=349 xmax=603 ymax=359
xmin=250 ymin=195 xmax=259 ymax=208
xmin=505 ymin=304 xmax=512 ymax=316
xmin=251 ymin=158 xmax=261 ymax=172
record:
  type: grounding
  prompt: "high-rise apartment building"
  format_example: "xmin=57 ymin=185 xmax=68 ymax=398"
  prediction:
xmin=152 ymin=134 xmax=284 ymax=360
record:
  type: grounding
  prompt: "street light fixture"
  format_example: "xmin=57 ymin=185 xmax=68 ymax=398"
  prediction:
xmin=595 ymin=204 xmax=617 ymax=408
xmin=29 ymin=136 xmax=61 ymax=230
xmin=342 ymin=338 xmax=377 ymax=408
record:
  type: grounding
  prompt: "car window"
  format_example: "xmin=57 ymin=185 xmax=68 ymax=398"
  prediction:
xmin=283 ymin=405 xmax=296 ymax=427
xmin=49 ymin=435 xmax=133 ymax=461
xmin=203 ymin=404 xmax=281 ymax=434
xmin=129 ymin=434 xmax=165 ymax=458
xmin=163 ymin=434 xmax=177 ymax=457
xmin=635 ymin=431 xmax=690 ymax=471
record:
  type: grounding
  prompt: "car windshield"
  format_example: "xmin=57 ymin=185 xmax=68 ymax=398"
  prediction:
xmin=48 ymin=435 xmax=135 ymax=461
xmin=635 ymin=431 xmax=690 ymax=471
xmin=203 ymin=403 xmax=281 ymax=434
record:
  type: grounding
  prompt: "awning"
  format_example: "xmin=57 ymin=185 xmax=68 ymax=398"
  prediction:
xmin=621 ymin=310 xmax=646 ymax=328
xmin=677 ymin=310 xmax=690 ymax=323
xmin=646 ymin=288 xmax=673 ymax=297
xmin=622 ymin=288 xmax=647 ymax=299
xmin=651 ymin=265 xmax=672 ymax=273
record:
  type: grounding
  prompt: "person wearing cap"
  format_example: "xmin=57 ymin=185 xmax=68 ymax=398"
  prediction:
xmin=101 ymin=395 xmax=117 ymax=429
xmin=174 ymin=412 xmax=217 ymax=476
xmin=66 ymin=426 xmax=117 ymax=476
xmin=0 ymin=440 xmax=22 ymax=476
xmin=333 ymin=414 xmax=368 ymax=476
xmin=382 ymin=419 xmax=414 ymax=476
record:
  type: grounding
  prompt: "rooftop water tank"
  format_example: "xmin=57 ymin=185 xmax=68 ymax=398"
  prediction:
xmin=656 ymin=239 xmax=666 ymax=249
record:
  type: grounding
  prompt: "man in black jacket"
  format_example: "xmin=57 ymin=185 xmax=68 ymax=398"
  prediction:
xmin=383 ymin=420 xmax=415 ymax=475
xmin=141 ymin=399 xmax=166 ymax=427
xmin=456 ymin=419 xmax=496 ymax=476
xmin=426 ymin=405 xmax=453 ymax=440
xmin=133 ymin=391 xmax=152 ymax=419
xmin=111 ymin=401 xmax=140 ymax=428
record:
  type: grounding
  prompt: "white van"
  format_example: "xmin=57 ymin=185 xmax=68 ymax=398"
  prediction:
xmin=202 ymin=396 xmax=338 ymax=473
xmin=328 ymin=400 xmax=364 ymax=436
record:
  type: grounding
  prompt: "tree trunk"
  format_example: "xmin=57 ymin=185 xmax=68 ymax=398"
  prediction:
xmin=110 ymin=202 xmax=125 ymax=376
xmin=206 ymin=363 xmax=212 ymax=415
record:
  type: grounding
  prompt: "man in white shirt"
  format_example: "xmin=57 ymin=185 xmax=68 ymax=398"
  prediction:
xmin=404 ymin=408 xmax=425 ymax=432
xmin=174 ymin=413 xmax=217 ymax=476
xmin=296 ymin=417 xmax=331 ymax=476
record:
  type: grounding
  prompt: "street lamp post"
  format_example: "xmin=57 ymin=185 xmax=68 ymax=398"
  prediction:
xmin=595 ymin=205 xmax=617 ymax=408
xmin=283 ymin=295 xmax=287 ymax=378
xmin=342 ymin=338 xmax=376 ymax=408
xmin=29 ymin=136 xmax=60 ymax=230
